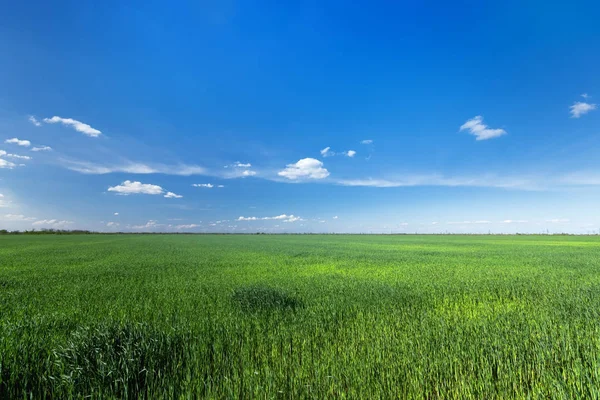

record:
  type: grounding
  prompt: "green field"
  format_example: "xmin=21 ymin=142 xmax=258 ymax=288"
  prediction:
xmin=2 ymin=234 xmax=600 ymax=398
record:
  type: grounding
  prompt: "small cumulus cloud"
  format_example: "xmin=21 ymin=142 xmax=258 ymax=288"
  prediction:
xmin=106 ymin=222 xmax=120 ymax=227
xmin=5 ymin=138 xmax=31 ymax=147
xmin=333 ymin=216 xmax=338 ymax=219
xmin=28 ymin=116 xmax=42 ymax=127
xmin=164 ymin=192 xmax=183 ymax=199
xmin=43 ymin=116 xmax=102 ymax=137
xmin=460 ymin=116 xmax=506 ymax=140
xmin=278 ymin=158 xmax=329 ymax=180
xmin=570 ymin=102 xmax=597 ymax=118
xmin=361 ymin=139 xmax=373 ymax=145
xmin=193 ymin=183 xmax=214 ymax=188
xmin=31 ymin=146 xmax=52 ymax=152
xmin=114 ymin=212 xmax=119 ymax=216
xmin=108 ymin=180 xmax=164 ymax=195
xmin=345 ymin=150 xmax=356 ymax=157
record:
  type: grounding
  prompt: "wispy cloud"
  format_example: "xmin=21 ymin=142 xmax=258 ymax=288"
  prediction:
xmin=174 ymin=224 xmax=200 ymax=229
xmin=31 ymin=146 xmax=52 ymax=152
xmin=0 ymin=152 xmax=31 ymax=160
xmin=320 ymin=147 xmax=334 ymax=157
xmin=5 ymin=138 xmax=31 ymax=147
xmin=28 ymin=116 xmax=42 ymax=127
xmin=237 ymin=214 xmax=302 ymax=223
xmin=546 ymin=218 xmax=569 ymax=223
xmin=278 ymin=158 xmax=329 ymax=180
xmin=222 ymin=161 xmax=257 ymax=178
xmin=502 ymin=219 xmax=528 ymax=224
xmin=164 ymin=192 xmax=183 ymax=198
xmin=32 ymin=219 xmax=73 ymax=228
xmin=335 ymin=174 xmax=536 ymax=189
xmin=63 ymin=159 xmax=206 ymax=176
xmin=43 ymin=116 xmax=102 ymax=137
xmin=2 ymin=214 xmax=36 ymax=221
xmin=460 ymin=116 xmax=507 ymax=140
xmin=192 ymin=183 xmax=214 ymax=188
xmin=570 ymin=102 xmax=597 ymax=118
xmin=321 ymin=147 xmax=357 ymax=158
xmin=361 ymin=139 xmax=373 ymax=145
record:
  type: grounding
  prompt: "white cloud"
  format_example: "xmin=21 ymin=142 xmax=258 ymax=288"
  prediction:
xmin=5 ymin=138 xmax=31 ymax=147
xmin=581 ymin=93 xmax=590 ymax=99
xmin=345 ymin=150 xmax=356 ymax=157
xmin=242 ymin=170 xmax=256 ymax=176
xmin=233 ymin=161 xmax=251 ymax=168
xmin=43 ymin=116 xmax=102 ymax=137
xmin=217 ymin=185 xmax=225 ymax=188
xmin=114 ymin=212 xmax=119 ymax=216
xmin=361 ymin=139 xmax=373 ymax=145
xmin=28 ymin=116 xmax=42 ymax=127
xmin=333 ymin=216 xmax=338 ymax=219
xmin=546 ymin=218 xmax=569 ymax=223
xmin=447 ymin=220 xmax=491 ymax=225
xmin=0 ymin=158 xmax=17 ymax=169
xmin=64 ymin=160 xmax=206 ymax=176
xmin=106 ymin=222 xmax=120 ymax=227
xmin=320 ymin=147 xmax=333 ymax=157
xmin=3 ymin=214 xmax=36 ymax=221
xmin=174 ymin=224 xmax=200 ymax=229
xmin=335 ymin=174 xmax=536 ymax=190
xmin=570 ymin=102 xmax=597 ymax=118
xmin=278 ymin=158 xmax=329 ymax=180
xmin=32 ymin=219 xmax=73 ymax=228
xmin=164 ymin=192 xmax=183 ymax=198
xmin=31 ymin=146 xmax=52 ymax=152
xmin=193 ymin=183 xmax=214 ymax=188
xmin=237 ymin=214 xmax=301 ymax=223
xmin=0 ymin=194 xmax=3 ymax=198
xmin=3 ymin=153 xmax=31 ymax=160
xmin=502 ymin=220 xmax=528 ymax=224
xmin=108 ymin=180 xmax=164 ymax=195
xmin=131 ymin=220 xmax=159 ymax=229
xmin=460 ymin=116 xmax=507 ymax=140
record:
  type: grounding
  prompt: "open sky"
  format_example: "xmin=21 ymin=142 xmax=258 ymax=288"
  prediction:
xmin=1 ymin=0 xmax=599 ymax=233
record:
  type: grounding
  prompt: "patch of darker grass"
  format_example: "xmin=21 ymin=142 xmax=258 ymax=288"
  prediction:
xmin=232 ymin=285 xmax=304 ymax=313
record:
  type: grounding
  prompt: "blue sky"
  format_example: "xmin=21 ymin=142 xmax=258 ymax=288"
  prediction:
xmin=1 ymin=0 xmax=600 ymax=233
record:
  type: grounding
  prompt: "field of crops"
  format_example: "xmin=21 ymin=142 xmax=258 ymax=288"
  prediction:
xmin=1 ymin=234 xmax=600 ymax=398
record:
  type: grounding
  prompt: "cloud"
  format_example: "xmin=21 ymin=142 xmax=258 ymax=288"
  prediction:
xmin=460 ymin=116 xmax=506 ymax=140
xmin=2 ymin=153 xmax=31 ymax=160
xmin=114 ymin=212 xmax=119 ymax=216
xmin=32 ymin=219 xmax=73 ymax=228
xmin=131 ymin=220 xmax=160 ymax=229
xmin=502 ymin=220 xmax=528 ymax=224
xmin=335 ymin=174 xmax=537 ymax=189
xmin=221 ymin=162 xmax=257 ymax=178
xmin=278 ymin=158 xmax=329 ymax=180
xmin=447 ymin=220 xmax=491 ymax=225
xmin=3 ymin=214 xmax=36 ymax=221
xmin=31 ymin=146 xmax=52 ymax=152
xmin=217 ymin=185 xmax=225 ymax=188
xmin=28 ymin=116 xmax=42 ymax=127
xmin=361 ymin=139 xmax=373 ymax=145
xmin=233 ymin=162 xmax=251 ymax=168
xmin=237 ymin=214 xmax=301 ymax=223
xmin=242 ymin=170 xmax=256 ymax=176
xmin=193 ymin=183 xmax=214 ymax=188
xmin=0 ymin=158 xmax=17 ymax=169
xmin=320 ymin=147 xmax=333 ymax=157
xmin=581 ymin=93 xmax=590 ymax=99
xmin=174 ymin=224 xmax=200 ymax=229
xmin=108 ymin=180 xmax=164 ymax=195
xmin=546 ymin=218 xmax=570 ymax=223
xmin=569 ymin=102 xmax=597 ymax=118
xmin=345 ymin=150 xmax=356 ymax=157
xmin=43 ymin=116 xmax=102 ymax=137
xmin=63 ymin=159 xmax=206 ymax=176
xmin=333 ymin=216 xmax=338 ymax=219
xmin=164 ymin=192 xmax=183 ymax=198
xmin=5 ymin=138 xmax=31 ymax=147
xmin=106 ymin=222 xmax=119 ymax=227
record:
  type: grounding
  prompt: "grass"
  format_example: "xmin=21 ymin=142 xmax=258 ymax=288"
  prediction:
xmin=1 ymin=234 xmax=600 ymax=398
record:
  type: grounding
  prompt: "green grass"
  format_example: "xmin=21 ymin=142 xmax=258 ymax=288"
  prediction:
xmin=1 ymin=234 xmax=600 ymax=398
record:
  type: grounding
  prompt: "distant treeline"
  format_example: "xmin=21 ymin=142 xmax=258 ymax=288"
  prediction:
xmin=0 ymin=229 xmax=598 ymax=236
